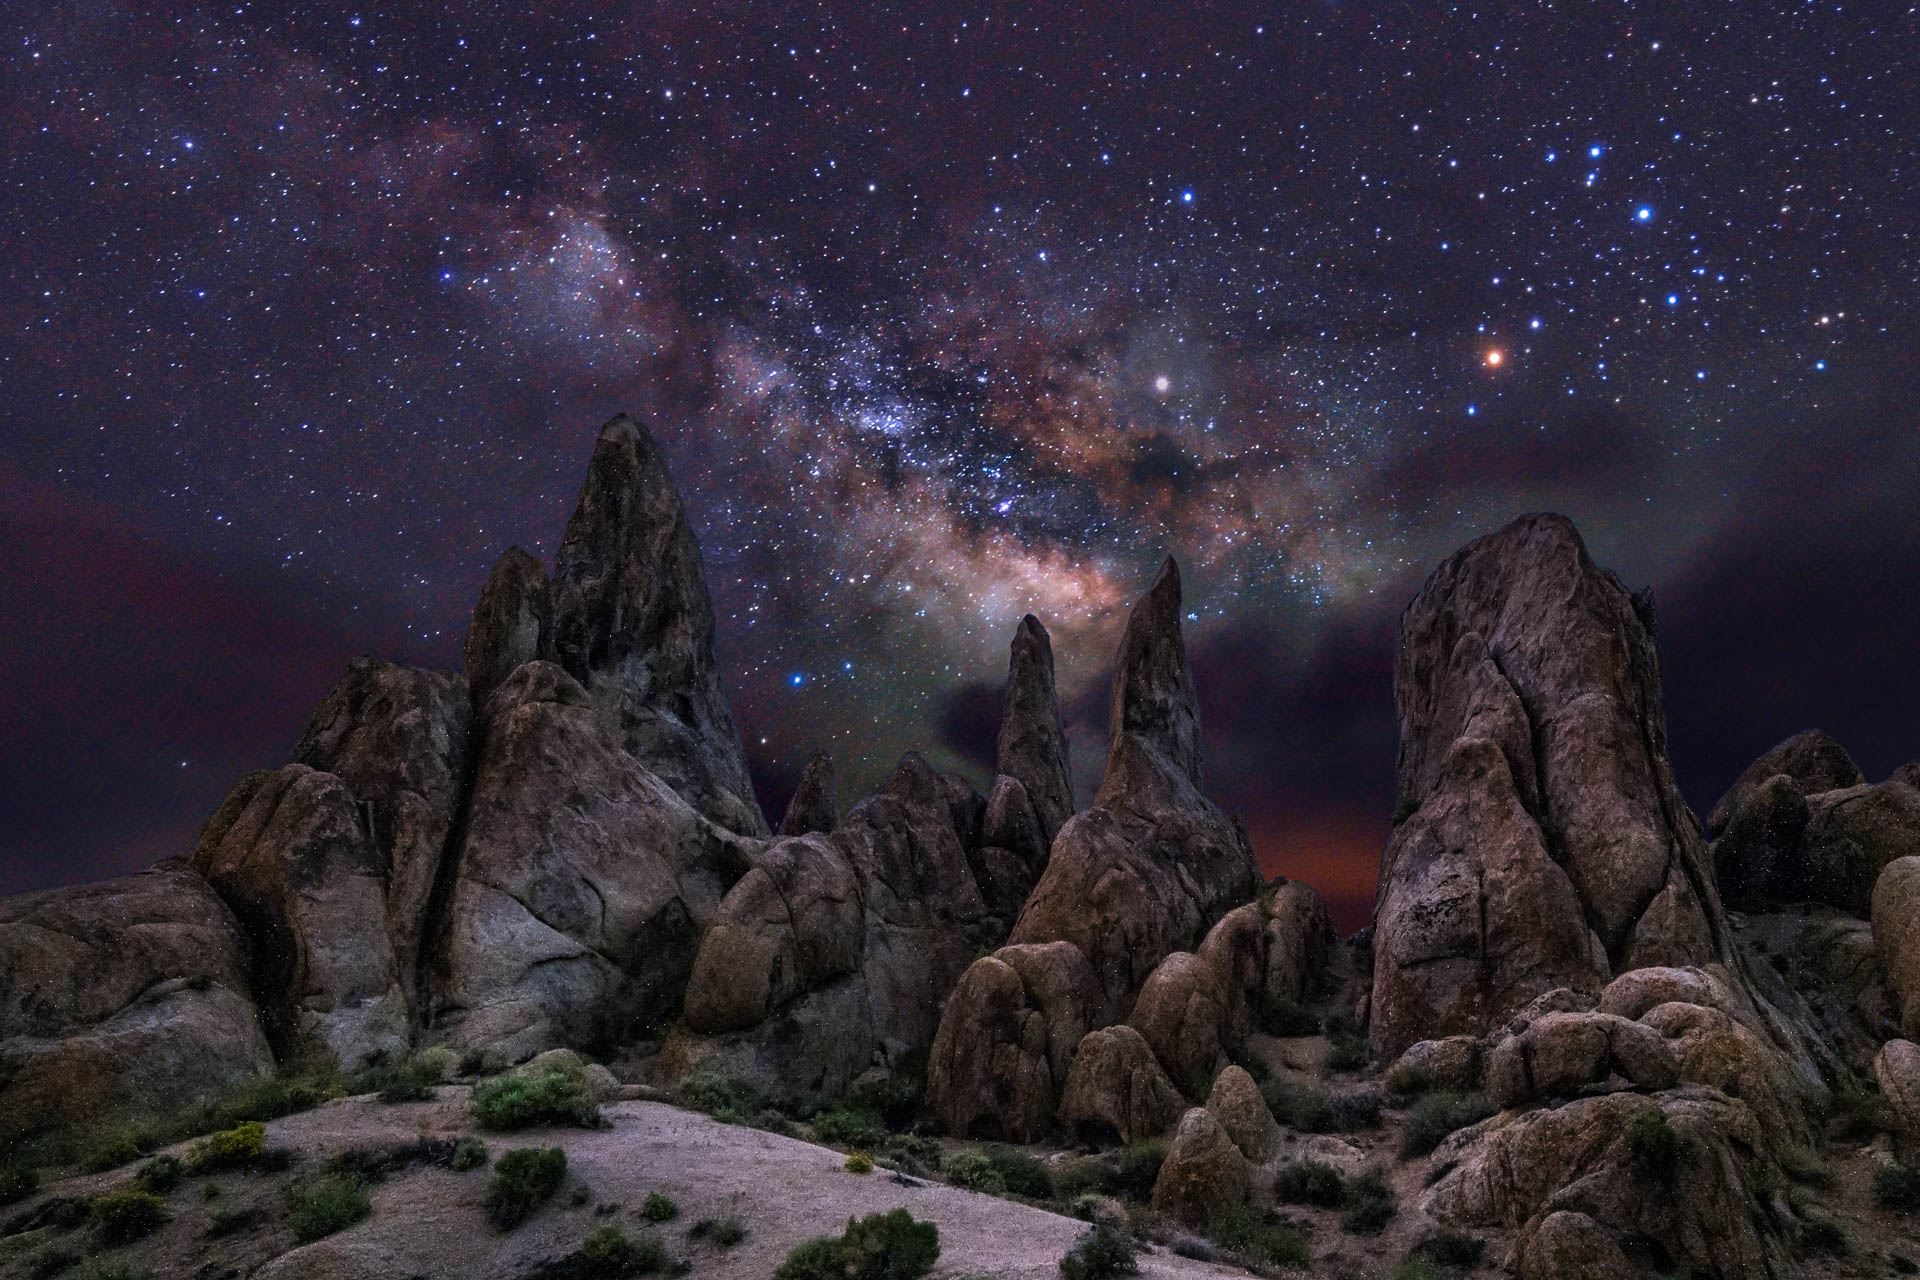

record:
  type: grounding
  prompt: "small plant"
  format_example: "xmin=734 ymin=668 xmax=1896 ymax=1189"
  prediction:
xmin=813 ymin=1104 xmax=888 ymax=1148
xmin=352 ymin=1048 xmax=447 ymax=1104
xmin=133 ymin=1154 xmax=182 ymax=1195
xmin=845 ymin=1149 xmax=875 ymax=1174
xmin=1229 ymin=1051 xmax=1273 ymax=1084
xmin=1206 ymin=1202 xmax=1310 ymax=1266
xmin=202 ymin=1057 xmax=342 ymax=1130
xmin=1876 ymin=1163 xmax=1920 ymax=1213
xmin=1829 ymin=1088 xmax=1894 ymax=1142
xmin=1261 ymin=1078 xmax=1335 ymax=1133
xmin=774 ymin=1209 xmax=940 ymax=1280
xmin=880 ymin=1133 xmax=943 ymax=1176
xmin=1400 ymin=1092 xmax=1496 ymax=1157
xmin=689 ymin=1214 xmax=746 ymax=1247
xmin=1780 ymin=1145 xmax=1832 ymax=1188
xmin=1384 ymin=1062 xmax=1432 ymax=1100
xmin=1388 ymin=1262 xmax=1448 ymax=1280
xmin=204 ymin=1205 xmax=263 ymax=1238
xmin=1099 ymin=1139 xmax=1167 ymax=1200
xmin=1273 ymin=1159 xmax=1346 ymax=1207
xmin=185 ymin=1121 xmax=266 ymax=1174
xmin=88 ymin=1188 xmax=170 ymax=1247
xmin=1059 ymin=1223 xmax=1140 ymax=1279
xmin=473 ymin=1061 xmax=599 ymax=1131
xmin=677 ymin=1071 xmax=760 ymax=1124
xmin=982 ymin=1146 xmax=1055 ymax=1198
xmin=1 ymin=1160 xmax=40 ymax=1204
xmin=581 ymin=1223 xmax=670 ymax=1275
xmin=1625 ymin=1108 xmax=1682 ymax=1181
xmin=78 ymin=1128 xmax=151 ymax=1174
xmin=849 ymin=1064 xmax=931 ymax=1132
xmin=640 ymin=1190 xmax=679 ymax=1221
xmin=451 ymin=1135 xmax=490 ymax=1171
xmin=1329 ymin=1087 xmax=1383 ymax=1131
xmin=943 ymin=1149 xmax=1007 ymax=1194
xmin=1795 ymin=1195 xmax=1848 ymax=1256
xmin=486 ymin=1146 xmax=568 ymax=1230
xmin=1340 ymin=1170 xmax=1396 ymax=1235
xmin=1259 ymin=1000 xmax=1321 ymax=1037
xmin=1328 ymin=1032 xmax=1370 ymax=1072
xmin=1411 ymin=1230 xmax=1486 ymax=1267
xmin=286 ymin=1173 xmax=371 ymax=1243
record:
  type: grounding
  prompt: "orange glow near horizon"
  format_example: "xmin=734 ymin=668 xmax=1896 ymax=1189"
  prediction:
xmin=1245 ymin=811 xmax=1387 ymax=934
xmin=1484 ymin=349 xmax=1504 ymax=367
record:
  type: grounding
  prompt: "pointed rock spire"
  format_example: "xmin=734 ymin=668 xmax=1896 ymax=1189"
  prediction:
xmin=464 ymin=546 xmax=553 ymax=702
xmin=1104 ymin=557 xmax=1202 ymax=796
xmin=550 ymin=414 xmax=768 ymax=837
xmin=996 ymin=614 xmax=1076 ymax=842
xmin=778 ymin=750 xmax=838 ymax=837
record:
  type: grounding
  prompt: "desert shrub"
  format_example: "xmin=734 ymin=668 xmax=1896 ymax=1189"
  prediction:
xmin=487 ymin=1147 xmax=568 ymax=1230
xmin=1273 ymin=1159 xmax=1346 ymax=1207
xmin=1262 ymin=1078 xmax=1334 ymax=1133
xmin=1384 ymin=1062 xmax=1432 ymax=1100
xmin=27 ymin=1246 xmax=81 ymax=1278
xmin=640 ymin=1191 xmax=678 ymax=1221
xmin=1229 ymin=1051 xmax=1273 ymax=1085
xmin=473 ymin=1062 xmax=599 ymax=1131
xmin=1876 ymin=1163 xmax=1920 ymax=1213
xmin=203 ymin=1057 xmax=341 ymax=1130
xmin=1327 ymin=1032 xmax=1370 ymax=1072
xmin=1206 ymin=1202 xmax=1311 ymax=1267
xmin=689 ymin=1214 xmax=746 ymax=1246
xmin=812 ymin=1104 xmax=888 ymax=1148
xmin=578 ymin=1223 xmax=669 ymax=1275
xmin=204 ymin=1205 xmax=263 ymax=1238
xmin=1795 ymin=1195 xmax=1848 ymax=1255
xmin=1099 ymin=1139 xmax=1167 ymax=1200
xmin=1400 ymin=1092 xmax=1495 ymax=1158
xmin=849 ymin=1061 xmax=931 ymax=1132
xmin=1388 ymin=1262 xmax=1447 ymax=1280
xmin=89 ymin=1188 xmax=169 ymax=1246
xmin=286 ymin=1173 xmax=370 ymax=1243
xmin=1059 ymin=1224 xmax=1139 ymax=1279
xmin=450 ymin=1135 xmax=490 ymax=1171
xmin=880 ymin=1133 xmax=942 ymax=1176
xmin=1329 ymin=1088 xmax=1382 ymax=1131
xmin=982 ymin=1146 xmax=1054 ymax=1199
xmin=1259 ymin=1000 xmax=1321 ymax=1037
xmin=185 ymin=1121 xmax=265 ymax=1174
xmin=774 ymin=1209 xmax=940 ymax=1280
xmin=133 ymin=1155 xmax=181 ymax=1195
xmin=78 ymin=1128 xmax=152 ymax=1174
xmin=845 ymin=1150 xmax=875 ymax=1174
xmin=1 ymin=1160 xmax=40 ymax=1204
xmin=352 ymin=1048 xmax=448 ymax=1104
xmin=1411 ymin=1230 xmax=1485 ymax=1266
xmin=676 ymin=1071 xmax=759 ymax=1124
xmin=1340 ymin=1171 xmax=1395 ymax=1234
xmin=1780 ymin=1145 xmax=1832 ymax=1188
xmin=942 ymin=1150 xmax=1005 ymax=1194
xmin=1626 ymin=1109 xmax=1682 ymax=1181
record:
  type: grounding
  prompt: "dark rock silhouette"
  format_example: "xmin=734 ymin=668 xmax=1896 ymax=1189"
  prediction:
xmin=464 ymin=546 xmax=554 ymax=702
xmin=997 ymin=615 xmax=1075 ymax=843
xmin=776 ymin=750 xmax=838 ymax=836
xmin=1706 ymin=729 xmax=1862 ymax=838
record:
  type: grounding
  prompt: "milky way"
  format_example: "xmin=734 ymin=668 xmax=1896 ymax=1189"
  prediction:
xmin=5 ymin=3 xmax=1919 ymax=921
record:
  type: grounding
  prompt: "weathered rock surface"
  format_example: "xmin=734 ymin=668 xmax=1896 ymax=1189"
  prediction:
xmin=429 ymin=661 xmax=755 ymax=1061
xmin=1706 ymin=729 xmax=1863 ymax=838
xmin=1128 ymin=951 xmax=1231 ymax=1099
xmin=1895 ymin=761 xmax=1920 ymax=791
xmin=1873 ymin=856 xmax=1920 ymax=1039
xmin=0 ymin=862 xmax=272 ymax=1151
xmin=927 ymin=942 xmax=1098 ymax=1142
xmin=1799 ymin=781 xmax=1920 ymax=914
xmin=1011 ymin=560 xmax=1260 ymax=1022
xmin=996 ymin=614 xmax=1076 ymax=844
xmin=549 ymin=414 xmax=767 ymax=839
xmin=191 ymin=764 xmax=411 ymax=1065
xmin=1514 ymin=1210 xmax=1636 ymax=1280
xmin=1389 ymin=1036 xmax=1482 ymax=1092
xmin=463 ymin=546 xmax=553 ymax=702
xmin=1485 ymin=1010 xmax=1679 ymax=1108
xmin=290 ymin=656 xmax=472 ymax=1016
xmin=1058 ymin=1024 xmax=1187 ymax=1145
xmin=1875 ymin=1038 xmax=1920 ymax=1137
xmin=1372 ymin=515 xmax=1734 ymax=1057
xmin=1150 ymin=1106 xmax=1252 ymax=1228
xmin=776 ymin=751 xmax=838 ymax=837
xmin=1204 ymin=1064 xmax=1279 ymax=1162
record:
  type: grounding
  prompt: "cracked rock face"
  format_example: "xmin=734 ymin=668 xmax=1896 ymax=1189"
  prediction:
xmin=550 ymin=414 xmax=768 ymax=839
xmin=997 ymin=614 xmax=1076 ymax=844
xmin=1372 ymin=514 xmax=1728 ymax=1057
xmin=463 ymin=546 xmax=554 ymax=703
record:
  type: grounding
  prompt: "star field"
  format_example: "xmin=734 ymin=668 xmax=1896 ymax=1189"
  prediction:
xmin=4 ymin=2 xmax=1919 ymax=921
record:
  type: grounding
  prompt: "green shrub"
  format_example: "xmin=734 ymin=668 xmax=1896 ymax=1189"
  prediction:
xmin=1388 ymin=1262 xmax=1447 ymax=1280
xmin=1262 ymin=1078 xmax=1335 ymax=1133
xmin=204 ymin=1205 xmax=263 ymax=1238
xmin=486 ymin=1146 xmax=568 ymax=1230
xmin=1100 ymin=1139 xmax=1167 ymax=1199
xmin=1340 ymin=1171 xmax=1395 ymax=1235
xmin=1779 ymin=1145 xmax=1832 ymax=1188
xmin=203 ymin=1057 xmax=341 ymax=1130
xmin=1059 ymin=1224 xmax=1139 ymax=1279
xmin=1273 ymin=1159 xmax=1346 ymax=1207
xmin=1626 ymin=1109 xmax=1682 ymax=1181
xmin=845 ymin=1150 xmax=875 ymax=1174
xmin=774 ymin=1209 xmax=940 ymax=1280
xmin=89 ymin=1188 xmax=169 ymax=1246
xmin=943 ymin=1150 xmax=1006 ymax=1194
xmin=677 ymin=1071 xmax=759 ymax=1124
xmin=352 ymin=1049 xmax=447 ymax=1104
xmin=1411 ymin=1230 xmax=1485 ymax=1266
xmin=472 ymin=1061 xmax=600 ymax=1131
xmin=1400 ymin=1092 xmax=1495 ymax=1158
xmin=579 ymin=1223 xmax=669 ymax=1274
xmin=689 ymin=1214 xmax=746 ymax=1247
xmin=78 ymin=1128 xmax=151 ymax=1174
xmin=812 ymin=1104 xmax=888 ymax=1148
xmin=1384 ymin=1062 xmax=1432 ymax=1100
xmin=1329 ymin=1088 xmax=1382 ymax=1131
xmin=28 ymin=1246 xmax=81 ymax=1277
xmin=849 ymin=1064 xmax=931 ymax=1132
xmin=1 ymin=1160 xmax=40 ymax=1204
xmin=1328 ymin=1033 xmax=1370 ymax=1072
xmin=286 ymin=1173 xmax=371 ymax=1243
xmin=451 ymin=1135 xmax=490 ymax=1171
xmin=880 ymin=1133 xmax=943 ymax=1176
xmin=1876 ymin=1163 xmax=1920 ymax=1213
xmin=640 ymin=1190 xmax=678 ymax=1221
xmin=130 ymin=1154 xmax=180 ymax=1195
xmin=185 ymin=1121 xmax=266 ymax=1174
xmin=1207 ymin=1202 xmax=1310 ymax=1266
xmin=1258 ymin=1000 xmax=1321 ymax=1037
xmin=982 ymin=1146 xmax=1054 ymax=1199
xmin=1229 ymin=1051 xmax=1273 ymax=1084
xmin=1829 ymin=1088 xmax=1893 ymax=1142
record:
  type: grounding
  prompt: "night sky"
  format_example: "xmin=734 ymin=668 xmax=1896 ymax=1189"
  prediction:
xmin=5 ymin=3 xmax=1918 ymax=927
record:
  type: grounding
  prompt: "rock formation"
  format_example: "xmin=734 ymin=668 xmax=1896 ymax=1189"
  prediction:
xmin=464 ymin=546 xmax=554 ymax=702
xmin=776 ymin=751 xmax=838 ymax=837
xmin=996 ymin=614 xmax=1076 ymax=843
xmin=549 ymin=415 xmax=767 ymax=839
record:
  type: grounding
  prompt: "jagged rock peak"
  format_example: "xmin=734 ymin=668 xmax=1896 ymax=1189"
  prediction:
xmin=1706 ymin=728 xmax=1863 ymax=837
xmin=1105 ymin=557 xmax=1202 ymax=795
xmin=997 ymin=614 xmax=1076 ymax=842
xmin=549 ymin=413 xmax=768 ymax=838
xmin=465 ymin=546 xmax=553 ymax=702
xmin=777 ymin=750 xmax=838 ymax=836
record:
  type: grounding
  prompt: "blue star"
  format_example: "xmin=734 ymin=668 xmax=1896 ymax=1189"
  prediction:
xmin=789 ymin=673 xmax=806 ymax=687
xmin=1636 ymin=206 xmax=1653 ymax=222
xmin=1181 ymin=190 xmax=1195 ymax=204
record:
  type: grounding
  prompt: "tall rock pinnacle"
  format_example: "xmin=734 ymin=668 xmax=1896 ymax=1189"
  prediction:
xmin=1098 ymin=557 xmax=1204 ymax=809
xmin=996 ymin=615 xmax=1076 ymax=843
xmin=550 ymin=414 xmax=768 ymax=838
xmin=464 ymin=546 xmax=554 ymax=703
